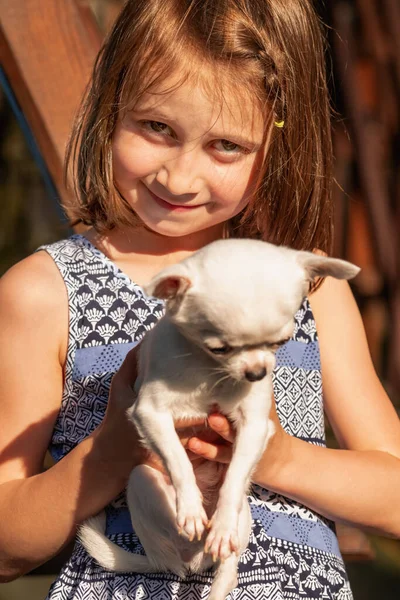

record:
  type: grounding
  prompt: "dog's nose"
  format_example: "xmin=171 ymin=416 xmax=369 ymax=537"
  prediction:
xmin=245 ymin=368 xmax=267 ymax=382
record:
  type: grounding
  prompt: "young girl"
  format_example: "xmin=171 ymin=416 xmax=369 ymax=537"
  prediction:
xmin=0 ymin=1 xmax=399 ymax=599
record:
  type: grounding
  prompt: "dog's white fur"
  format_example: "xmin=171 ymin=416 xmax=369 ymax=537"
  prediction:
xmin=80 ymin=239 xmax=359 ymax=599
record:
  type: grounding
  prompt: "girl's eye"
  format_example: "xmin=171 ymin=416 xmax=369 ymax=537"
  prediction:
xmin=213 ymin=139 xmax=253 ymax=159
xmin=214 ymin=139 xmax=244 ymax=154
xmin=140 ymin=120 xmax=173 ymax=136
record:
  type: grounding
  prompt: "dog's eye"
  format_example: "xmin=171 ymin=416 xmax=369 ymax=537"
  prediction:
xmin=208 ymin=344 xmax=232 ymax=355
xmin=275 ymin=337 xmax=291 ymax=347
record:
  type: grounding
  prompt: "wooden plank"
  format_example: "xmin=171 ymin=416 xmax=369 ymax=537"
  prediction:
xmin=332 ymin=3 xmax=397 ymax=285
xmin=0 ymin=0 xmax=102 ymax=207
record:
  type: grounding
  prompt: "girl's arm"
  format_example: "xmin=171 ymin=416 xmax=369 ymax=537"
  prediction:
xmin=0 ymin=252 xmax=208 ymax=581
xmin=190 ymin=278 xmax=400 ymax=537
xmin=0 ymin=253 xmax=144 ymax=581
xmin=254 ymin=278 xmax=400 ymax=536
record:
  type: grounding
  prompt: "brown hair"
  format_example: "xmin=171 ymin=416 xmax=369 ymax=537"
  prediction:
xmin=65 ymin=0 xmax=334 ymax=256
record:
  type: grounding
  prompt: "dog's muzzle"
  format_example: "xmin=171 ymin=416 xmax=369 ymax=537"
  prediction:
xmin=245 ymin=367 xmax=267 ymax=382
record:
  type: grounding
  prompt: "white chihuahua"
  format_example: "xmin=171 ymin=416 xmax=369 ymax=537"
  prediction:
xmin=80 ymin=239 xmax=359 ymax=600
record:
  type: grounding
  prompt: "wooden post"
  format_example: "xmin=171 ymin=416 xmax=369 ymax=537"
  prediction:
xmin=0 ymin=0 xmax=102 ymax=208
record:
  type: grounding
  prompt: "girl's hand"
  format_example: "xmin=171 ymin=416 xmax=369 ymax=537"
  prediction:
xmin=186 ymin=396 xmax=290 ymax=487
xmin=97 ymin=343 xmax=287 ymax=484
xmin=185 ymin=413 xmax=235 ymax=464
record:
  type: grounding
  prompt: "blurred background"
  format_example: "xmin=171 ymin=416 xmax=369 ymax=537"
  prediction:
xmin=0 ymin=0 xmax=399 ymax=598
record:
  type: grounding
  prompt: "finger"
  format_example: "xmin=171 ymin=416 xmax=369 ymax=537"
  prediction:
xmin=207 ymin=413 xmax=235 ymax=443
xmin=115 ymin=345 xmax=140 ymax=387
xmin=187 ymin=438 xmax=231 ymax=464
xmin=175 ymin=417 xmax=208 ymax=430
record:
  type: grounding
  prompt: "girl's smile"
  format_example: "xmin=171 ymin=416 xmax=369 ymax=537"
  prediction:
xmin=112 ymin=74 xmax=266 ymax=245
xmin=144 ymin=184 xmax=209 ymax=212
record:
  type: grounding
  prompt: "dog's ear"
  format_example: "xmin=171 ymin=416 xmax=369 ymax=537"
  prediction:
xmin=147 ymin=275 xmax=191 ymax=300
xmin=144 ymin=266 xmax=192 ymax=302
xmin=297 ymin=252 xmax=360 ymax=282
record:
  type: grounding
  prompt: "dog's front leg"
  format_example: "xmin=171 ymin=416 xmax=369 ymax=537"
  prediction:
xmin=129 ymin=400 xmax=208 ymax=541
xmin=205 ymin=384 xmax=274 ymax=561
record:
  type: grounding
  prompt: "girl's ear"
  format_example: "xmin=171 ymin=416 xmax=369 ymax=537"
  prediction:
xmin=144 ymin=266 xmax=192 ymax=300
xmin=296 ymin=252 xmax=361 ymax=282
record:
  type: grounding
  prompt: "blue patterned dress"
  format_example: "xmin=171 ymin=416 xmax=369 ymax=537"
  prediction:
xmin=38 ymin=235 xmax=353 ymax=600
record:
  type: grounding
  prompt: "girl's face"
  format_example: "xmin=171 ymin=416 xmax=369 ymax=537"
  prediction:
xmin=112 ymin=74 xmax=266 ymax=243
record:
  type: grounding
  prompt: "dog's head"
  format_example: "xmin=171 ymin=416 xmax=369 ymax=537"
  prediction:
xmin=144 ymin=240 xmax=359 ymax=382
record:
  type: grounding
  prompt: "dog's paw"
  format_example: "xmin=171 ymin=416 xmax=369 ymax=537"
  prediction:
xmin=204 ymin=508 xmax=239 ymax=562
xmin=176 ymin=489 xmax=208 ymax=542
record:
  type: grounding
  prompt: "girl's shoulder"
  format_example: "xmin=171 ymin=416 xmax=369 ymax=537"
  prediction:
xmin=1 ymin=248 xmax=68 ymax=318
xmin=0 ymin=248 xmax=69 ymax=366
xmin=308 ymin=276 xmax=360 ymax=336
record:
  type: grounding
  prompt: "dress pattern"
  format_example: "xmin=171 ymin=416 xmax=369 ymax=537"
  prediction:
xmin=38 ymin=235 xmax=353 ymax=600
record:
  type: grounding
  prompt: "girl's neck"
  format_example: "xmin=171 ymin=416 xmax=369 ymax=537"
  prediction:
xmin=83 ymin=222 xmax=225 ymax=285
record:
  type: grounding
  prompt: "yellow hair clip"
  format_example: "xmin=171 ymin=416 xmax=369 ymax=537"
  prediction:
xmin=274 ymin=120 xmax=285 ymax=128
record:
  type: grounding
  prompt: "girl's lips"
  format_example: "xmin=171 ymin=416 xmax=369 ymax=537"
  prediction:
xmin=147 ymin=188 xmax=203 ymax=212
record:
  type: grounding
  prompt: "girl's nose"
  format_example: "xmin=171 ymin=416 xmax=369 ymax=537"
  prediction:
xmin=155 ymin=148 xmax=203 ymax=196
